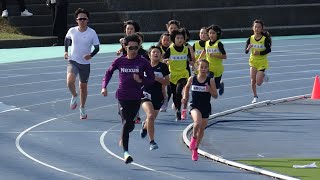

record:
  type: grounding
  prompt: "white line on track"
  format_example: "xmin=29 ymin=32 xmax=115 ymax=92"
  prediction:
xmin=14 ymin=103 xmax=118 ymax=179
xmin=14 ymin=102 xmax=185 ymax=179
xmin=100 ymin=129 xmax=186 ymax=179
xmin=15 ymin=117 xmax=93 ymax=180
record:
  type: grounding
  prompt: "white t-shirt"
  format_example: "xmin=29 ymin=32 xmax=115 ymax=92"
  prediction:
xmin=65 ymin=26 xmax=100 ymax=65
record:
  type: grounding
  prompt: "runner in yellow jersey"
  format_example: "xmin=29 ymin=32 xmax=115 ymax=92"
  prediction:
xmin=198 ymin=25 xmax=227 ymax=96
xmin=245 ymin=19 xmax=272 ymax=103
xmin=163 ymin=30 xmax=192 ymax=121
xmin=193 ymin=27 xmax=208 ymax=75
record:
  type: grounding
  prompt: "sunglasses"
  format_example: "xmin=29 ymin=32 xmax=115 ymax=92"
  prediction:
xmin=126 ymin=46 xmax=139 ymax=50
xmin=77 ymin=17 xmax=88 ymax=21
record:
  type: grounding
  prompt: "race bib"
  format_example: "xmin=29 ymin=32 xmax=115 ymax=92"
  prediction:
xmin=142 ymin=91 xmax=152 ymax=100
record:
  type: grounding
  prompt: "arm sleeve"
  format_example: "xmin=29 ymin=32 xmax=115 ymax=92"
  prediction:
xmin=142 ymin=61 xmax=155 ymax=86
xmin=218 ymin=42 xmax=226 ymax=55
xmin=101 ymin=59 xmax=118 ymax=88
xmin=259 ymin=38 xmax=271 ymax=55
xmin=162 ymin=63 xmax=170 ymax=77
xmin=90 ymin=45 xmax=100 ymax=57
xmin=245 ymin=38 xmax=250 ymax=54
xmin=187 ymin=48 xmax=192 ymax=60
xmin=64 ymin=38 xmax=71 ymax=52
xmin=163 ymin=49 xmax=171 ymax=59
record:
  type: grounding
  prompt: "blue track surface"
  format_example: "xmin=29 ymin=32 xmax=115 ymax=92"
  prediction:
xmin=0 ymin=36 xmax=319 ymax=180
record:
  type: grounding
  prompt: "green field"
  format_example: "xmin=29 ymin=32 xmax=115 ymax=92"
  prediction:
xmin=238 ymin=158 xmax=320 ymax=180
xmin=0 ymin=18 xmax=31 ymax=39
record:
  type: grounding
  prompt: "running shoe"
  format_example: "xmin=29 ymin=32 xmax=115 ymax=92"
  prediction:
xmin=189 ymin=136 xmax=197 ymax=150
xmin=124 ymin=151 xmax=133 ymax=164
xmin=181 ymin=109 xmax=187 ymax=120
xmin=263 ymin=73 xmax=269 ymax=83
xmin=70 ymin=95 xmax=77 ymax=110
xmin=219 ymin=82 xmax=225 ymax=95
xmin=79 ymin=107 xmax=87 ymax=119
xmin=160 ymin=98 xmax=168 ymax=112
xmin=135 ymin=113 xmax=141 ymax=124
xmin=175 ymin=110 xmax=181 ymax=121
xmin=171 ymin=103 xmax=175 ymax=110
xmin=140 ymin=121 xmax=147 ymax=138
xmin=192 ymin=149 xmax=198 ymax=161
xmin=252 ymin=96 xmax=258 ymax=104
xmin=149 ymin=141 xmax=159 ymax=150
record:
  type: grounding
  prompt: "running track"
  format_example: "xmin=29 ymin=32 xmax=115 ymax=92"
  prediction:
xmin=0 ymin=36 xmax=319 ymax=180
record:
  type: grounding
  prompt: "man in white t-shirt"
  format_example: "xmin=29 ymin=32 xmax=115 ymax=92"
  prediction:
xmin=64 ymin=8 xmax=100 ymax=119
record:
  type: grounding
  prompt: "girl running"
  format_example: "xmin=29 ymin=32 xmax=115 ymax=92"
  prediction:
xmin=193 ymin=27 xmax=209 ymax=74
xmin=116 ymin=20 xmax=140 ymax=56
xmin=166 ymin=19 xmax=180 ymax=35
xmin=157 ymin=32 xmax=171 ymax=112
xmin=182 ymin=59 xmax=218 ymax=161
xmin=140 ymin=46 xmax=170 ymax=150
xmin=101 ymin=34 xmax=155 ymax=164
xmin=198 ymin=25 xmax=227 ymax=96
xmin=163 ymin=30 xmax=191 ymax=121
xmin=245 ymin=19 xmax=272 ymax=103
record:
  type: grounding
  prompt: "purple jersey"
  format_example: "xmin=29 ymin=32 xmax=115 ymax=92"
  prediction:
xmin=102 ymin=55 xmax=155 ymax=100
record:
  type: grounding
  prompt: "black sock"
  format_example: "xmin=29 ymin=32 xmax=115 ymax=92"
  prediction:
xmin=150 ymin=140 xmax=155 ymax=144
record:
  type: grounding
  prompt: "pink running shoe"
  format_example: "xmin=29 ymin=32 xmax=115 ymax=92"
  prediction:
xmin=181 ymin=109 xmax=187 ymax=120
xmin=192 ymin=149 xmax=198 ymax=161
xmin=189 ymin=136 xmax=197 ymax=150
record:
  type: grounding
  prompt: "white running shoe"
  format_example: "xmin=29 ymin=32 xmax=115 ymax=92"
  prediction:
xmin=79 ymin=107 xmax=87 ymax=119
xmin=252 ymin=97 xmax=258 ymax=104
xmin=21 ymin=9 xmax=33 ymax=16
xmin=171 ymin=103 xmax=175 ymax=110
xmin=263 ymin=73 xmax=269 ymax=83
xmin=1 ymin=10 xmax=8 ymax=18
xmin=70 ymin=96 xmax=78 ymax=110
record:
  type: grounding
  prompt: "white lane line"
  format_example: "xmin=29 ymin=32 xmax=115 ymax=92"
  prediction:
xmin=0 ymin=60 xmax=112 ymax=73
xmin=226 ymin=52 xmax=320 ymax=63
xmin=0 ymin=77 xmax=118 ymax=88
xmin=15 ymin=103 xmax=118 ymax=179
xmin=0 ymin=107 xmax=21 ymax=113
xmin=100 ymin=130 xmax=186 ymax=179
xmin=0 ymin=67 xmax=108 ymax=79
xmin=2 ymin=130 xmax=142 ymax=134
xmin=0 ymin=55 xmax=117 ymax=66
xmin=219 ymin=86 xmax=312 ymax=101
xmin=15 ymin=118 xmax=93 ymax=180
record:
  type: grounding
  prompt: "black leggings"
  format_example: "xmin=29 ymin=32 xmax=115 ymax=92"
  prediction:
xmin=118 ymin=100 xmax=141 ymax=152
xmin=169 ymin=78 xmax=187 ymax=111
xmin=208 ymin=71 xmax=222 ymax=89
xmin=1 ymin=0 xmax=26 ymax=12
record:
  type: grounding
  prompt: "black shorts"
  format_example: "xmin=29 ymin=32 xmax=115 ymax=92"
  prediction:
xmin=190 ymin=103 xmax=211 ymax=119
xmin=67 ymin=60 xmax=90 ymax=83
xmin=141 ymin=92 xmax=164 ymax=110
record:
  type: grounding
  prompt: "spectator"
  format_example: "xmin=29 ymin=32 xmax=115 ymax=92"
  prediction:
xmin=50 ymin=0 xmax=68 ymax=46
xmin=1 ymin=0 xmax=33 ymax=17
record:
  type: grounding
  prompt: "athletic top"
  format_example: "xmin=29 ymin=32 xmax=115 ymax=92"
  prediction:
xmin=143 ymin=62 xmax=170 ymax=99
xmin=193 ymin=40 xmax=206 ymax=60
xmin=163 ymin=45 xmax=191 ymax=84
xmin=246 ymin=35 xmax=271 ymax=62
xmin=205 ymin=40 xmax=226 ymax=77
xmin=190 ymin=76 xmax=211 ymax=107
xmin=102 ymin=55 xmax=155 ymax=100
xmin=65 ymin=26 xmax=100 ymax=65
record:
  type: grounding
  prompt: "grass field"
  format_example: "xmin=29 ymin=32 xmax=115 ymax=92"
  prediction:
xmin=0 ymin=18 xmax=31 ymax=39
xmin=238 ymin=158 xmax=320 ymax=180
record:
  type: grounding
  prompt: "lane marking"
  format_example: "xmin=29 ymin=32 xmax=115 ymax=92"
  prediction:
xmin=15 ymin=118 xmax=93 ymax=180
xmin=15 ymin=104 xmax=118 ymax=179
xmin=100 ymin=129 xmax=186 ymax=179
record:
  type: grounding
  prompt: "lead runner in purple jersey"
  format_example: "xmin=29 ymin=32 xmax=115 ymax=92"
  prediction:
xmin=101 ymin=34 xmax=155 ymax=164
